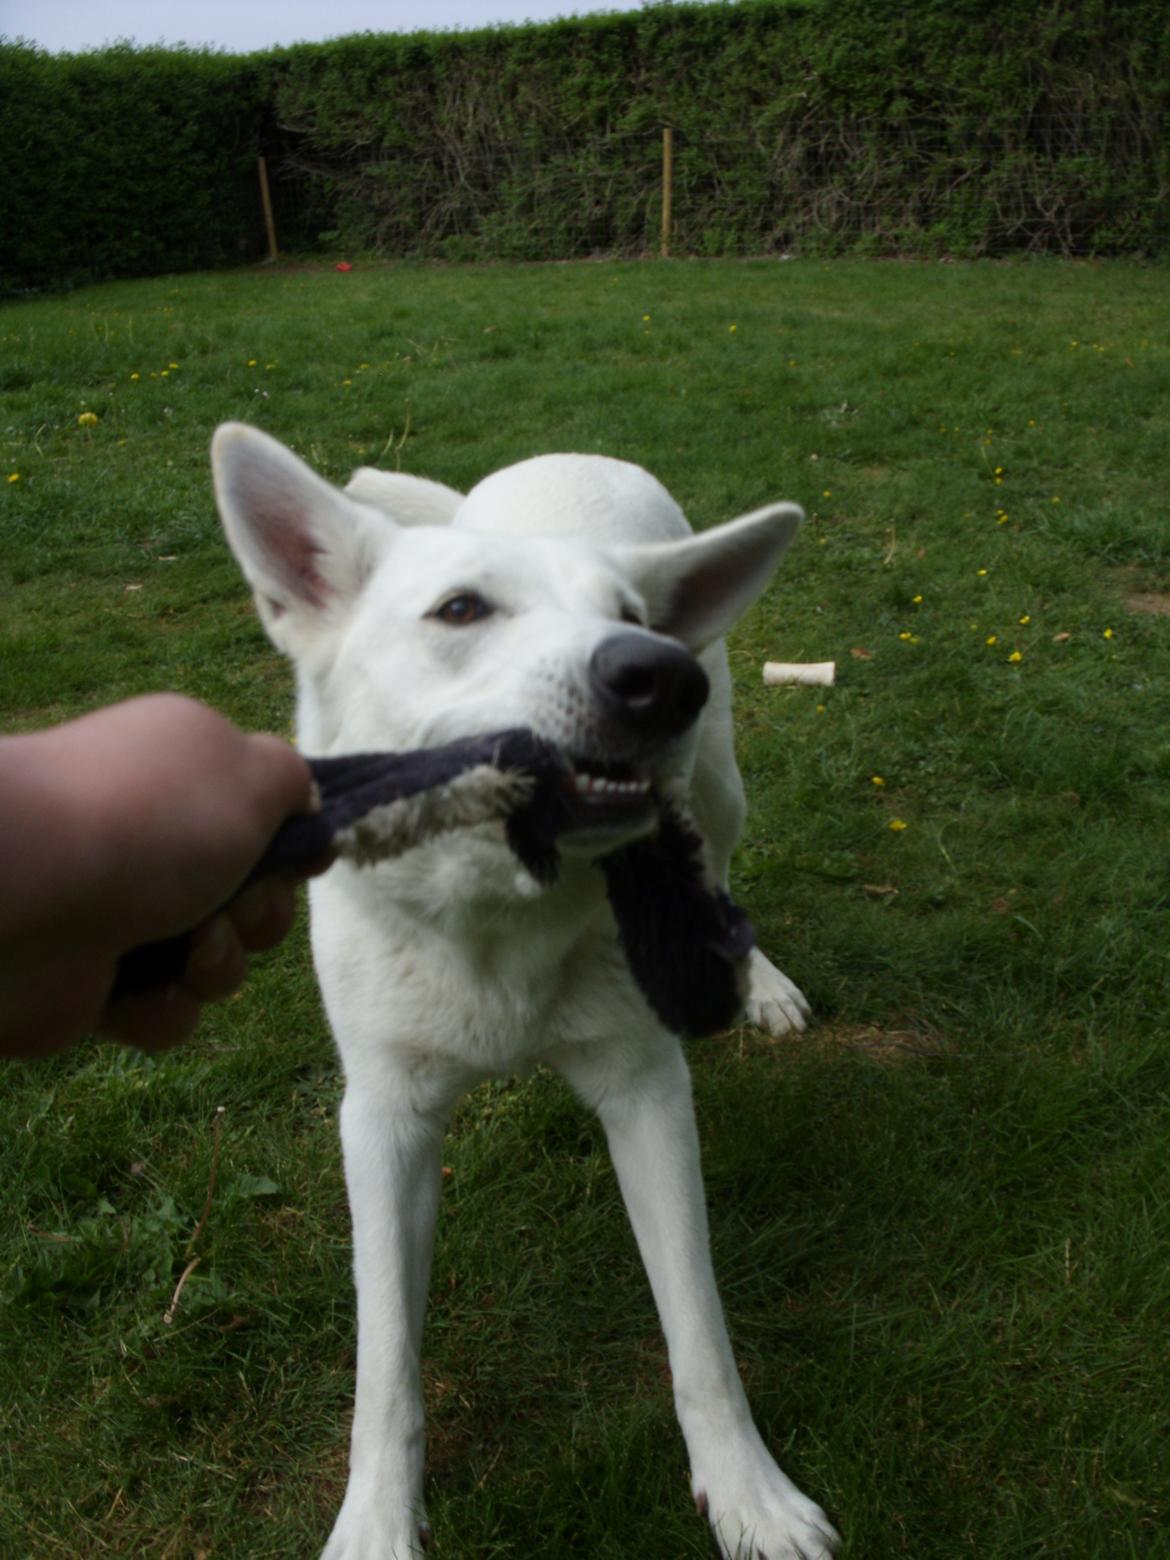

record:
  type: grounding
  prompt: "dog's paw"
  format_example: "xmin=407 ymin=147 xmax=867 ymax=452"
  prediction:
xmin=320 ymin=1489 xmax=431 ymax=1560
xmin=745 ymin=949 xmax=811 ymax=1037
xmin=692 ymin=1445 xmax=838 ymax=1560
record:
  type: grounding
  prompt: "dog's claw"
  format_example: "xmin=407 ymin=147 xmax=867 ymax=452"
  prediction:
xmin=418 ymin=1521 xmax=433 ymax=1552
xmin=695 ymin=1490 xmax=709 ymax=1519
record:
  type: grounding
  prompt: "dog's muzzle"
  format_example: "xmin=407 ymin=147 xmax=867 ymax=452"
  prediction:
xmin=533 ymin=633 xmax=710 ymax=852
xmin=588 ymin=631 xmax=709 ymax=742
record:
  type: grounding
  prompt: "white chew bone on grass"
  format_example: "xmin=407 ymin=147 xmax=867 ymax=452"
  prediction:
xmin=762 ymin=660 xmax=837 ymax=687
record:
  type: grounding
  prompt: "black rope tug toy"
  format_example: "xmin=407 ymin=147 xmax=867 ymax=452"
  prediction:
xmin=113 ymin=729 xmax=755 ymax=1038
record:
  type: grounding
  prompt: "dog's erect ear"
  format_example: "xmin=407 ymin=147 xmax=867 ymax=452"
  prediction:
xmin=212 ymin=423 xmax=395 ymax=650
xmin=612 ymin=502 xmax=803 ymax=652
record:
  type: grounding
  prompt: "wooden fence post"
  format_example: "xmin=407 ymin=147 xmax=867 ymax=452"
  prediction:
xmin=661 ymin=126 xmax=674 ymax=258
xmin=258 ymin=156 xmax=279 ymax=262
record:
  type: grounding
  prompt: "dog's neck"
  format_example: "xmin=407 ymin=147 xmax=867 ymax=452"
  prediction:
xmin=309 ymin=845 xmax=625 ymax=1071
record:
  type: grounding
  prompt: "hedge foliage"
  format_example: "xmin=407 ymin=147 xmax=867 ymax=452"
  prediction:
xmin=0 ymin=44 xmax=279 ymax=294
xmin=2 ymin=0 xmax=1169 ymax=292
xmin=271 ymin=0 xmax=1170 ymax=261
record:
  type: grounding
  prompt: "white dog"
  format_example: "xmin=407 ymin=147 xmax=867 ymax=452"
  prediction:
xmin=212 ymin=424 xmax=837 ymax=1560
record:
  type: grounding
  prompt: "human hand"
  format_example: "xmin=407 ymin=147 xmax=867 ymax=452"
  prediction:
xmin=0 ymin=695 xmax=329 ymax=1057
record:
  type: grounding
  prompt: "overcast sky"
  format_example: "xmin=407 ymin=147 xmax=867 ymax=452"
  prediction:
xmin=1 ymin=0 xmax=653 ymax=54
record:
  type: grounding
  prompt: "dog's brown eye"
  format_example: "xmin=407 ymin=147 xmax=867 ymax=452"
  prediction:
xmin=434 ymin=591 xmax=492 ymax=626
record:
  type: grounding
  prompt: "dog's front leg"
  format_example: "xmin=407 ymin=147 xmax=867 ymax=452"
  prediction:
xmin=554 ymin=1034 xmax=838 ymax=1560
xmin=322 ymin=1066 xmax=453 ymax=1560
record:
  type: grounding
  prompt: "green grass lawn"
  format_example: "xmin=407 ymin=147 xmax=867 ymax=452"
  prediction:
xmin=2 ymin=256 xmax=1169 ymax=1558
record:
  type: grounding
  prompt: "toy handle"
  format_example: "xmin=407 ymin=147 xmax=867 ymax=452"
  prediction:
xmin=108 ymin=730 xmax=559 ymax=1004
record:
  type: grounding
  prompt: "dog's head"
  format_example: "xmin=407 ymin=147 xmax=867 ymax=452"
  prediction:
xmin=212 ymin=424 xmax=800 ymax=858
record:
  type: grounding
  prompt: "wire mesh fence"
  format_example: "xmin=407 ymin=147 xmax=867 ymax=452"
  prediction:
xmin=255 ymin=115 xmax=1170 ymax=263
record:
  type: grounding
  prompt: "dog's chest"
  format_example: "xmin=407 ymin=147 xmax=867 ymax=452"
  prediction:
xmin=309 ymin=864 xmax=639 ymax=1074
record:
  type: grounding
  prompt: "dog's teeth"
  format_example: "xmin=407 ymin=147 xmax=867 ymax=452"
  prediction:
xmin=570 ymin=769 xmax=652 ymax=798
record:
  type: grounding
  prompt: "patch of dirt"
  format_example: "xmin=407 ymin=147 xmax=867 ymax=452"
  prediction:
xmin=810 ymin=1023 xmax=951 ymax=1065
xmin=1126 ymin=591 xmax=1170 ymax=617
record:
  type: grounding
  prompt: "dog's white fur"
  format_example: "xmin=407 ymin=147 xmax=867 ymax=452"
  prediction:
xmin=213 ymin=424 xmax=837 ymax=1560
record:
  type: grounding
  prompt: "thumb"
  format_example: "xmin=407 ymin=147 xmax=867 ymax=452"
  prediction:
xmin=240 ymin=732 xmax=317 ymax=833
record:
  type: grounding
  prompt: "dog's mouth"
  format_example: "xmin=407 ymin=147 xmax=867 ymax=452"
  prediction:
xmin=557 ymin=757 xmax=658 ymax=845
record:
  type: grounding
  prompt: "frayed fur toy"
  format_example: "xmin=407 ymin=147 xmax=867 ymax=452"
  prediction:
xmin=114 ymin=728 xmax=753 ymax=1037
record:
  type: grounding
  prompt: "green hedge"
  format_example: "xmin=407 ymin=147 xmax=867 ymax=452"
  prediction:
xmin=2 ymin=0 xmax=1169 ymax=292
xmin=269 ymin=0 xmax=1170 ymax=260
xmin=0 ymin=44 xmax=274 ymax=293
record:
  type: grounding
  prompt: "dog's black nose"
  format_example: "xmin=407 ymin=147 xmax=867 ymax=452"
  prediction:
xmin=589 ymin=632 xmax=710 ymax=740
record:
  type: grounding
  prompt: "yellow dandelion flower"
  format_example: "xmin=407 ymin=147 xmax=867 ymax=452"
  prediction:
xmin=247 ymin=358 xmax=258 ymax=366
xmin=729 ymin=324 xmax=737 ymax=333
xmin=7 ymin=472 xmax=20 ymax=483
xmin=1008 ymin=650 xmax=1023 ymax=663
xmin=130 ymin=372 xmax=140 ymax=381
xmin=1051 ymin=495 xmax=1061 ymax=504
xmin=871 ymin=776 xmax=886 ymax=787
xmin=642 ymin=314 xmax=651 ymax=322
xmin=889 ymin=819 xmax=908 ymax=832
xmin=899 ymin=631 xmax=913 ymax=641
xmin=912 ymin=594 xmax=923 ymax=604
xmin=1103 ymin=627 xmax=1114 ymax=639
xmin=986 ymin=635 xmax=998 ymax=646
xmin=977 ymin=568 xmax=988 ymax=577
xmin=822 ymin=490 xmax=832 ymax=499
xmin=77 ymin=411 xmax=99 ymax=427
xmin=1019 ymin=614 xmax=1031 ymax=625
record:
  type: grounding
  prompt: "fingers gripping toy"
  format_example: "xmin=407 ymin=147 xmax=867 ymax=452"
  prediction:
xmin=113 ymin=729 xmax=755 ymax=1038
